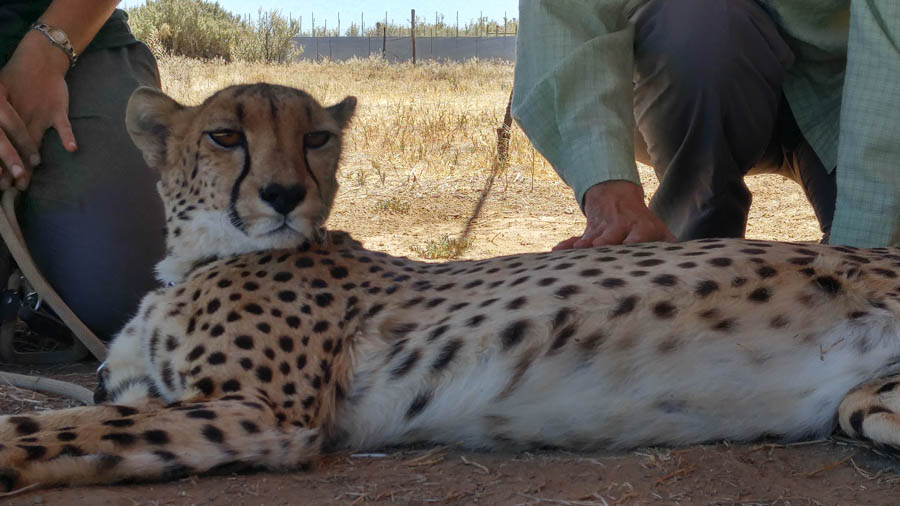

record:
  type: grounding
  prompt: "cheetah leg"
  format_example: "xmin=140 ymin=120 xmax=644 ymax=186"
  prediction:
xmin=0 ymin=399 xmax=320 ymax=492
xmin=838 ymin=374 xmax=900 ymax=449
xmin=0 ymin=401 xmax=162 ymax=441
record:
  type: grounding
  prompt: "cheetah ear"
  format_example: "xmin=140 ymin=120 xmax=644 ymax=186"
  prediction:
xmin=126 ymin=86 xmax=185 ymax=170
xmin=326 ymin=96 xmax=357 ymax=130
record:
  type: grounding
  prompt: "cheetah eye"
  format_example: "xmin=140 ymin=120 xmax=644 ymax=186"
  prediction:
xmin=303 ymin=131 xmax=331 ymax=149
xmin=208 ymin=130 xmax=244 ymax=148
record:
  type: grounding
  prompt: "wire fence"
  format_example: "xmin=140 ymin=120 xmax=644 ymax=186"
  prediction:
xmin=293 ymin=35 xmax=516 ymax=62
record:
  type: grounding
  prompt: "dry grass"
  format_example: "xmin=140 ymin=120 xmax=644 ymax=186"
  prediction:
xmin=156 ymin=56 xmax=820 ymax=260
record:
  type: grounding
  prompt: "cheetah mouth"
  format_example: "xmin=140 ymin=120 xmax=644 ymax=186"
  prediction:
xmin=262 ymin=218 xmax=304 ymax=237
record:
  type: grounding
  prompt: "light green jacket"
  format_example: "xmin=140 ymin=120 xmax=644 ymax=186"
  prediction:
xmin=512 ymin=0 xmax=900 ymax=247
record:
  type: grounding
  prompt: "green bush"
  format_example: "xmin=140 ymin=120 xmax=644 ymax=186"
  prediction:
xmin=127 ymin=0 xmax=300 ymax=62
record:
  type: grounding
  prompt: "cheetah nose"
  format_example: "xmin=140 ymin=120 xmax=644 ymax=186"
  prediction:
xmin=259 ymin=183 xmax=306 ymax=215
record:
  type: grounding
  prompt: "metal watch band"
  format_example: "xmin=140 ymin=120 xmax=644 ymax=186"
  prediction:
xmin=30 ymin=22 xmax=78 ymax=67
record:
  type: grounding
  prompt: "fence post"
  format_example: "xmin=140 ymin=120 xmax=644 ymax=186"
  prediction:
xmin=411 ymin=9 xmax=416 ymax=64
xmin=382 ymin=26 xmax=386 ymax=59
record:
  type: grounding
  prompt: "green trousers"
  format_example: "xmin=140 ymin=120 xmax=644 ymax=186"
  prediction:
xmin=18 ymin=42 xmax=165 ymax=340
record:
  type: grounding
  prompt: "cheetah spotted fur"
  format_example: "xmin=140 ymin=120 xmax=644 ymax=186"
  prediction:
xmin=1 ymin=83 xmax=899 ymax=491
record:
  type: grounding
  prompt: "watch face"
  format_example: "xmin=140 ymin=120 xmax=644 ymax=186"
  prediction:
xmin=48 ymin=28 xmax=67 ymax=44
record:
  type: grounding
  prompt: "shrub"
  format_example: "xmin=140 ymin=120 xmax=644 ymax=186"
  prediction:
xmin=127 ymin=0 xmax=300 ymax=63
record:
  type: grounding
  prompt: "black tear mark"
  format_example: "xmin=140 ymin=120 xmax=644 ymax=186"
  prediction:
xmin=227 ymin=133 xmax=251 ymax=232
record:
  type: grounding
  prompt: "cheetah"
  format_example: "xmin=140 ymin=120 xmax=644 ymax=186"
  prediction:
xmin=1 ymin=83 xmax=899 ymax=492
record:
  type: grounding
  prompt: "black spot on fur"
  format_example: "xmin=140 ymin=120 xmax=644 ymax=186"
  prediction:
xmin=506 ymin=296 xmax=527 ymax=310
xmin=466 ymin=314 xmax=486 ymax=327
xmin=186 ymin=409 xmax=217 ymax=420
xmin=757 ymin=266 xmax=778 ymax=278
xmin=188 ymin=345 xmax=206 ymax=361
xmin=101 ymin=433 xmax=137 ymax=446
xmin=812 ymin=276 xmax=842 ymax=296
xmin=222 ymin=379 xmax=241 ymax=392
xmin=849 ymin=409 xmax=865 ymax=436
xmin=713 ymin=318 xmax=737 ymax=331
xmin=330 ymin=266 xmax=349 ymax=279
xmin=194 ymin=377 xmax=215 ymax=396
xmin=102 ymin=418 xmax=135 ymax=428
xmin=392 ymin=350 xmax=421 ymax=378
xmin=550 ymin=324 xmax=577 ymax=351
xmin=432 ymin=339 xmax=463 ymax=371
xmin=748 ymin=287 xmax=771 ymax=303
xmin=143 ymin=430 xmax=170 ymax=445
xmin=405 ymin=391 xmax=432 ymax=419
xmin=554 ymin=285 xmax=581 ymax=299
xmin=600 ymin=278 xmax=625 ymax=288
xmin=695 ymin=280 xmax=719 ymax=297
xmin=770 ymin=315 xmax=790 ymax=328
xmin=9 ymin=417 xmax=39 ymax=436
xmin=652 ymin=302 xmax=677 ymax=319
xmin=235 ymin=335 xmax=254 ymax=349
xmin=876 ymin=382 xmax=898 ymax=394
xmin=612 ymin=296 xmax=638 ymax=317
xmin=202 ymin=424 xmax=225 ymax=444
xmin=115 ymin=406 xmax=139 ymax=416
xmin=500 ymin=320 xmax=530 ymax=349
xmin=651 ymin=274 xmax=677 ymax=287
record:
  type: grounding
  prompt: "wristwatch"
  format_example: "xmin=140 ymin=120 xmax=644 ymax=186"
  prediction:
xmin=30 ymin=22 xmax=78 ymax=67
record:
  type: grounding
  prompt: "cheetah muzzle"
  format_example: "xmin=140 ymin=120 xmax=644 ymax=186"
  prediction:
xmin=1 ymin=83 xmax=899 ymax=491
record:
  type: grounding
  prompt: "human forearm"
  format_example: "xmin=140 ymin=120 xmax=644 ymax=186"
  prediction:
xmin=15 ymin=0 xmax=120 ymax=76
xmin=512 ymin=0 xmax=641 ymax=208
xmin=36 ymin=0 xmax=121 ymax=55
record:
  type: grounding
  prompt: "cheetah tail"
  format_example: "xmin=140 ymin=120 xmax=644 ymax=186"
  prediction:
xmin=0 ymin=399 xmax=321 ymax=492
xmin=839 ymin=373 xmax=900 ymax=450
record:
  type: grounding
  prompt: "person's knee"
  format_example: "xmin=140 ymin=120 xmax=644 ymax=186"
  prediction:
xmin=633 ymin=0 xmax=793 ymax=94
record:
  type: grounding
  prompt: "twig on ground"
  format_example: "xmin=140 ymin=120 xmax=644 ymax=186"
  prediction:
xmin=460 ymin=455 xmax=489 ymax=474
xmin=805 ymin=453 xmax=856 ymax=478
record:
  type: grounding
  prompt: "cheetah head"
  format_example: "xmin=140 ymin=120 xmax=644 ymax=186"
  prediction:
xmin=126 ymin=83 xmax=356 ymax=284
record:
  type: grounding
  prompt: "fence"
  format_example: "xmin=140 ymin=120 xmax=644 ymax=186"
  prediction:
xmin=293 ymin=36 xmax=516 ymax=63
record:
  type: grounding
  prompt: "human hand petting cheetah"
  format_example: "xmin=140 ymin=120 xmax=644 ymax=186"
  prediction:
xmin=553 ymin=180 xmax=676 ymax=250
xmin=0 ymin=29 xmax=77 ymax=191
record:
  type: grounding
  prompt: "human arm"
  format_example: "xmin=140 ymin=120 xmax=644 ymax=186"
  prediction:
xmin=0 ymin=0 xmax=120 ymax=189
xmin=829 ymin=0 xmax=900 ymax=247
xmin=511 ymin=0 xmax=673 ymax=248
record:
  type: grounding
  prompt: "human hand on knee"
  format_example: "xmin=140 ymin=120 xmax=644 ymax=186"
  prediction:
xmin=0 ymin=28 xmax=78 ymax=190
xmin=554 ymin=181 xmax=676 ymax=250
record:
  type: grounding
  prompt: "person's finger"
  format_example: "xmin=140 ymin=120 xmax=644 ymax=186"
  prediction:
xmin=572 ymin=221 xmax=607 ymax=248
xmin=591 ymin=224 xmax=629 ymax=246
xmin=0 ymin=171 xmax=12 ymax=191
xmin=0 ymin=99 xmax=39 ymax=166
xmin=552 ymin=236 xmax=580 ymax=251
xmin=0 ymin=128 xmax=26 ymax=180
xmin=53 ymin=113 xmax=77 ymax=152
